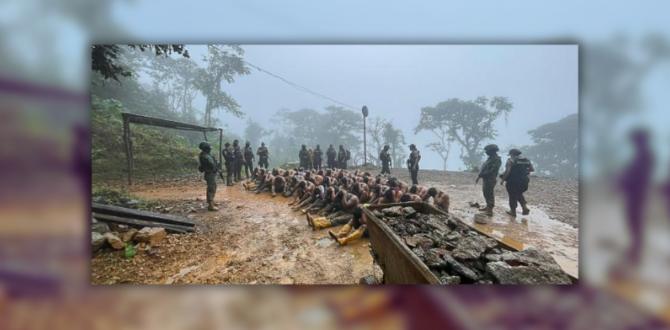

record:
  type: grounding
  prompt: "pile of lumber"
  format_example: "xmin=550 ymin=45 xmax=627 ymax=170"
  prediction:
xmin=92 ymin=203 xmax=195 ymax=233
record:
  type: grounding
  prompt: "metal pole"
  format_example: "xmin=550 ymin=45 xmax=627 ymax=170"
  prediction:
xmin=363 ymin=116 xmax=367 ymax=166
xmin=362 ymin=105 xmax=369 ymax=166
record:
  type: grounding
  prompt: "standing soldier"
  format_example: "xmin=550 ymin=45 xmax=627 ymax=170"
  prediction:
xmin=307 ymin=148 xmax=314 ymax=170
xmin=379 ymin=144 xmax=392 ymax=175
xmin=299 ymin=145 xmax=308 ymax=169
xmin=327 ymin=144 xmax=337 ymax=169
xmin=500 ymin=149 xmax=534 ymax=217
xmin=407 ymin=144 xmax=421 ymax=185
xmin=257 ymin=142 xmax=269 ymax=169
xmin=198 ymin=141 xmax=219 ymax=211
xmin=222 ymin=142 xmax=234 ymax=186
xmin=233 ymin=140 xmax=243 ymax=182
xmin=313 ymin=145 xmax=323 ymax=170
xmin=476 ymin=144 xmax=502 ymax=216
xmin=243 ymin=141 xmax=255 ymax=179
xmin=338 ymin=145 xmax=348 ymax=169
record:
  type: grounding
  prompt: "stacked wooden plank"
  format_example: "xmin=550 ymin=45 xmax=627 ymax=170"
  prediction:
xmin=92 ymin=203 xmax=195 ymax=233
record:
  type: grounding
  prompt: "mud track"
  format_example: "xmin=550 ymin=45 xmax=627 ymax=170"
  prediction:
xmin=91 ymin=182 xmax=375 ymax=285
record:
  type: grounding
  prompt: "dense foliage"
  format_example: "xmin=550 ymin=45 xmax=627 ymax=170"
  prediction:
xmin=521 ymin=114 xmax=579 ymax=178
xmin=416 ymin=97 xmax=513 ymax=171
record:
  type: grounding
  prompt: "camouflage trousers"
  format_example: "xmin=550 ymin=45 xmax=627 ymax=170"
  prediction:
xmin=381 ymin=162 xmax=391 ymax=175
xmin=409 ymin=167 xmax=419 ymax=185
xmin=205 ymin=172 xmax=217 ymax=203
xmin=482 ymin=178 xmax=496 ymax=208
xmin=258 ymin=157 xmax=269 ymax=169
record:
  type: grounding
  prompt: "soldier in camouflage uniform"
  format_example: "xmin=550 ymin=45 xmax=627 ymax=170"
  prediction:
xmin=476 ymin=144 xmax=502 ymax=216
xmin=243 ymin=141 xmax=255 ymax=179
xmin=407 ymin=144 xmax=421 ymax=185
xmin=379 ymin=144 xmax=391 ymax=175
xmin=257 ymin=142 xmax=269 ymax=169
xmin=299 ymin=145 xmax=309 ymax=169
xmin=326 ymin=144 xmax=337 ymax=169
xmin=500 ymin=148 xmax=534 ymax=217
xmin=313 ymin=145 xmax=323 ymax=170
xmin=198 ymin=141 xmax=219 ymax=211
xmin=222 ymin=142 xmax=234 ymax=186
xmin=233 ymin=140 xmax=243 ymax=182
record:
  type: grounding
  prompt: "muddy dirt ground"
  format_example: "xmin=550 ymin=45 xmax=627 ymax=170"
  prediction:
xmin=91 ymin=179 xmax=376 ymax=285
xmin=91 ymin=169 xmax=578 ymax=284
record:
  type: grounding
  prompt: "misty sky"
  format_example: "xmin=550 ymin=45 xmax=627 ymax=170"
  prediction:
xmin=182 ymin=45 xmax=577 ymax=170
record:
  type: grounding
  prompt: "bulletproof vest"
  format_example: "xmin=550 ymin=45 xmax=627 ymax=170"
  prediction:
xmin=258 ymin=147 xmax=268 ymax=157
xmin=380 ymin=150 xmax=389 ymax=161
xmin=509 ymin=157 xmax=532 ymax=180
xmin=244 ymin=147 xmax=253 ymax=158
xmin=223 ymin=148 xmax=233 ymax=162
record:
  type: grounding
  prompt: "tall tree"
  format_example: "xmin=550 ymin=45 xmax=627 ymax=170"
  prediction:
xmin=194 ymin=45 xmax=249 ymax=126
xmin=382 ymin=121 xmax=406 ymax=169
xmin=367 ymin=117 xmax=388 ymax=166
xmin=416 ymin=96 xmax=513 ymax=171
xmin=522 ymin=114 xmax=578 ymax=178
xmin=244 ymin=119 xmax=267 ymax=148
xmin=270 ymin=106 xmax=363 ymax=165
xmin=91 ymin=45 xmax=189 ymax=81
xmin=145 ymin=55 xmax=200 ymax=121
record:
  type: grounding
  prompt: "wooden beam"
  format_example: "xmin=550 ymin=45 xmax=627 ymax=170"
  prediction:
xmin=91 ymin=203 xmax=195 ymax=227
xmin=92 ymin=213 xmax=193 ymax=233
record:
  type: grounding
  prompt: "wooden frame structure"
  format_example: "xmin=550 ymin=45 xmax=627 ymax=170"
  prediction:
xmin=122 ymin=113 xmax=222 ymax=185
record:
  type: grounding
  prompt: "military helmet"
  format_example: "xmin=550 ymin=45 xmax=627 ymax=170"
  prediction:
xmin=198 ymin=141 xmax=211 ymax=151
xmin=261 ymin=142 xmax=265 ymax=146
xmin=484 ymin=144 xmax=499 ymax=152
xmin=508 ymin=148 xmax=522 ymax=156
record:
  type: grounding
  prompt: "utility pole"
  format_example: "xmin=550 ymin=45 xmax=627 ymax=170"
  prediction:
xmin=362 ymin=105 xmax=369 ymax=166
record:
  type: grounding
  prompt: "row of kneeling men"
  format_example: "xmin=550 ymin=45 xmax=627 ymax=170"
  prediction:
xmin=243 ymin=167 xmax=450 ymax=246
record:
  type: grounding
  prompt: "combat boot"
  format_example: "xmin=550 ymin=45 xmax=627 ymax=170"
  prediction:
xmin=312 ymin=216 xmax=332 ymax=230
xmin=207 ymin=201 xmax=219 ymax=211
xmin=335 ymin=225 xmax=366 ymax=246
xmin=521 ymin=203 xmax=530 ymax=215
xmin=506 ymin=210 xmax=517 ymax=217
xmin=480 ymin=206 xmax=493 ymax=216
xmin=328 ymin=223 xmax=352 ymax=240
xmin=306 ymin=213 xmax=314 ymax=227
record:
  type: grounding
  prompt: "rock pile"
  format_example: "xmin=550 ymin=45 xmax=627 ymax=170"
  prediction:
xmin=373 ymin=206 xmax=572 ymax=285
xmin=91 ymin=218 xmax=167 ymax=255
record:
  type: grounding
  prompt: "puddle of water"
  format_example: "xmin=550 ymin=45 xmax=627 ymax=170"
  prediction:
xmin=434 ymin=184 xmax=579 ymax=278
xmin=316 ymin=237 xmax=335 ymax=248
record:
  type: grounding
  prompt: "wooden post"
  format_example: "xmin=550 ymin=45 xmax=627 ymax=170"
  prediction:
xmin=122 ymin=114 xmax=132 ymax=186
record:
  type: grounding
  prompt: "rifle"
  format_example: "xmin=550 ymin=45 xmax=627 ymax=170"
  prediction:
xmin=214 ymin=158 xmax=225 ymax=181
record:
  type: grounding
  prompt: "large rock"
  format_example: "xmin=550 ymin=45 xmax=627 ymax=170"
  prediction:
xmin=451 ymin=235 xmax=496 ymax=260
xmin=443 ymin=254 xmax=479 ymax=282
xmin=134 ymin=227 xmax=167 ymax=246
xmin=91 ymin=220 xmax=110 ymax=234
xmin=382 ymin=206 xmax=404 ymax=217
xmin=424 ymin=215 xmax=449 ymax=232
xmin=486 ymin=248 xmax=573 ymax=285
xmin=103 ymin=232 xmax=125 ymax=250
xmin=423 ymin=249 xmax=447 ymax=270
xmin=121 ymin=228 xmax=138 ymax=242
xmin=440 ymin=275 xmax=461 ymax=285
xmin=402 ymin=207 xmax=417 ymax=218
xmin=404 ymin=234 xmax=434 ymax=249
xmin=92 ymin=232 xmax=106 ymax=252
